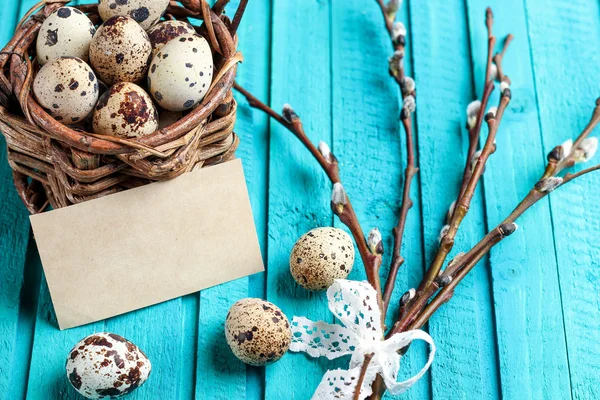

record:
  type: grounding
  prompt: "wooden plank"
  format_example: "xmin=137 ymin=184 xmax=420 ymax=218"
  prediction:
xmin=330 ymin=1 xmax=430 ymax=397
xmin=23 ymin=4 xmax=106 ymax=399
xmin=408 ymin=1 xmax=500 ymax=398
xmin=0 ymin=0 xmax=36 ymax=399
xmin=265 ymin=0 xmax=333 ymax=398
xmin=525 ymin=0 xmax=600 ymax=398
xmin=194 ymin=0 xmax=270 ymax=399
xmin=464 ymin=1 xmax=572 ymax=399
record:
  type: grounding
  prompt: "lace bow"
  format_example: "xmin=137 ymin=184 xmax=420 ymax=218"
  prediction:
xmin=290 ymin=280 xmax=435 ymax=399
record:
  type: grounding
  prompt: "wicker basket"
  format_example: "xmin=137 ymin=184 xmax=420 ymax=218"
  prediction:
xmin=0 ymin=0 xmax=246 ymax=214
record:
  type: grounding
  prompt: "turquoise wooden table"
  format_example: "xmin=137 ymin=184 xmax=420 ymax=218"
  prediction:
xmin=1 ymin=0 xmax=600 ymax=399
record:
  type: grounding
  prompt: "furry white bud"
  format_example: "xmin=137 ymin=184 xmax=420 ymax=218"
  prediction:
xmin=500 ymin=80 xmax=510 ymax=94
xmin=367 ymin=228 xmax=384 ymax=255
xmin=438 ymin=224 xmax=450 ymax=243
xmin=401 ymin=76 xmax=415 ymax=97
xmin=282 ymin=104 xmax=298 ymax=122
xmin=392 ymin=22 xmax=407 ymax=41
xmin=466 ymin=100 xmax=481 ymax=129
xmin=574 ymin=137 xmax=598 ymax=163
xmin=388 ymin=50 xmax=404 ymax=77
xmin=403 ymin=95 xmax=416 ymax=113
xmin=487 ymin=106 xmax=498 ymax=117
xmin=561 ymin=139 xmax=573 ymax=159
xmin=471 ymin=149 xmax=483 ymax=172
xmin=318 ymin=141 xmax=333 ymax=163
xmin=400 ymin=288 xmax=416 ymax=306
xmin=331 ymin=182 xmax=348 ymax=213
xmin=490 ymin=63 xmax=498 ymax=81
xmin=535 ymin=177 xmax=563 ymax=193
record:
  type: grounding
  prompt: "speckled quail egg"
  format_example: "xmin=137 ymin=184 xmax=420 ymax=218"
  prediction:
xmin=89 ymin=16 xmax=152 ymax=85
xmin=148 ymin=33 xmax=213 ymax=112
xmin=225 ymin=298 xmax=291 ymax=366
xmin=36 ymin=7 xmax=96 ymax=65
xmin=98 ymin=0 xmax=169 ymax=30
xmin=290 ymin=227 xmax=355 ymax=291
xmin=33 ymin=57 xmax=99 ymax=124
xmin=66 ymin=332 xmax=151 ymax=399
xmin=147 ymin=20 xmax=196 ymax=59
xmin=93 ymin=82 xmax=158 ymax=138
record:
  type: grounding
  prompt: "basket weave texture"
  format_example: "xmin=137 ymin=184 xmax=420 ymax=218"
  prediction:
xmin=0 ymin=0 xmax=246 ymax=214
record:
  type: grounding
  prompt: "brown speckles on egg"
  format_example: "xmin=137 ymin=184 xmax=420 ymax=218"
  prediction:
xmin=92 ymin=82 xmax=158 ymax=138
xmin=147 ymin=20 xmax=195 ymax=59
xmin=98 ymin=0 xmax=169 ymax=30
xmin=33 ymin=57 xmax=99 ymax=124
xmin=36 ymin=7 xmax=94 ymax=65
xmin=225 ymin=299 xmax=291 ymax=367
xmin=66 ymin=332 xmax=151 ymax=399
xmin=148 ymin=33 xmax=213 ymax=111
xmin=289 ymin=227 xmax=355 ymax=291
xmin=89 ymin=15 xmax=152 ymax=85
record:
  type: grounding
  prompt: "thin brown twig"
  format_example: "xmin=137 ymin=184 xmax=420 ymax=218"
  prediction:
xmin=390 ymin=89 xmax=512 ymax=335
xmin=233 ymin=82 xmax=385 ymax=325
xmin=373 ymin=0 xmax=420 ymax=320
xmin=354 ymin=353 xmax=374 ymax=400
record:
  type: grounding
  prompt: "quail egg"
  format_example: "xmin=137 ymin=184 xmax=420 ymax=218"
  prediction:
xmin=289 ymin=227 xmax=355 ymax=291
xmin=89 ymin=16 xmax=152 ymax=85
xmin=147 ymin=20 xmax=196 ymax=59
xmin=98 ymin=0 xmax=169 ymax=30
xmin=66 ymin=332 xmax=151 ymax=399
xmin=148 ymin=33 xmax=213 ymax=112
xmin=225 ymin=298 xmax=291 ymax=366
xmin=92 ymin=82 xmax=159 ymax=138
xmin=36 ymin=6 xmax=96 ymax=65
xmin=33 ymin=57 xmax=99 ymax=124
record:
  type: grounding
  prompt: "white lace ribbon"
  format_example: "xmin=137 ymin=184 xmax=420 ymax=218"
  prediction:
xmin=290 ymin=279 xmax=435 ymax=399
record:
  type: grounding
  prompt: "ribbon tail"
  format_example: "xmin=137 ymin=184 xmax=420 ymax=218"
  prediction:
xmin=382 ymin=329 xmax=436 ymax=396
xmin=311 ymin=364 xmax=378 ymax=400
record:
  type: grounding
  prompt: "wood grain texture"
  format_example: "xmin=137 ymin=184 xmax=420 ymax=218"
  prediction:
xmin=195 ymin=0 xmax=270 ymax=398
xmin=408 ymin=1 xmax=500 ymax=398
xmin=464 ymin=1 xmax=572 ymax=399
xmin=265 ymin=0 xmax=334 ymax=398
xmin=525 ymin=0 xmax=600 ymax=398
xmin=330 ymin=1 xmax=430 ymax=397
xmin=0 ymin=0 xmax=33 ymax=397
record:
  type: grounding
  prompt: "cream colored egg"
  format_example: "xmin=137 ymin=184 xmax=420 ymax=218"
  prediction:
xmin=33 ymin=57 xmax=99 ymax=124
xmin=66 ymin=332 xmax=151 ymax=399
xmin=289 ymin=227 xmax=355 ymax=291
xmin=89 ymin=16 xmax=152 ymax=85
xmin=92 ymin=82 xmax=158 ymax=138
xmin=147 ymin=20 xmax=196 ymax=59
xmin=225 ymin=298 xmax=291 ymax=366
xmin=36 ymin=7 xmax=96 ymax=65
xmin=98 ymin=0 xmax=169 ymax=30
xmin=148 ymin=33 xmax=213 ymax=112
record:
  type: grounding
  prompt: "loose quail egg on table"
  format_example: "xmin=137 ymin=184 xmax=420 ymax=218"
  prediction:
xmin=66 ymin=332 xmax=151 ymax=399
xmin=147 ymin=20 xmax=196 ymax=59
xmin=98 ymin=0 xmax=170 ymax=30
xmin=225 ymin=298 xmax=291 ymax=366
xmin=33 ymin=57 xmax=99 ymax=124
xmin=36 ymin=6 xmax=96 ymax=65
xmin=89 ymin=16 xmax=152 ymax=85
xmin=148 ymin=33 xmax=213 ymax=112
xmin=93 ymin=82 xmax=159 ymax=138
xmin=289 ymin=227 xmax=355 ymax=291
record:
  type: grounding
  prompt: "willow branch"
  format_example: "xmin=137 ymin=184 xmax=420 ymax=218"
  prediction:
xmin=354 ymin=353 xmax=374 ymax=400
xmin=233 ymin=82 xmax=384 ymax=325
xmin=373 ymin=0 xmax=420 ymax=319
